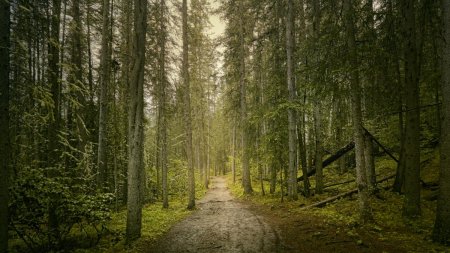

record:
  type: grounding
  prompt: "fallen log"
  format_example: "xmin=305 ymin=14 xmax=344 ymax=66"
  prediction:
xmin=323 ymin=179 xmax=355 ymax=189
xmin=298 ymin=141 xmax=355 ymax=182
xmin=301 ymin=174 xmax=396 ymax=209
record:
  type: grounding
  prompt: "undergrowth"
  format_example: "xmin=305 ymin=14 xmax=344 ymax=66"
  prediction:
xmin=227 ymin=152 xmax=450 ymax=253
xmin=74 ymin=181 xmax=207 ymax=253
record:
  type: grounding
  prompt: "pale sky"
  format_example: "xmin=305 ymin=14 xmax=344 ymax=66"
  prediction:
xmin=208 ymin=0 xmax=225 ymax=39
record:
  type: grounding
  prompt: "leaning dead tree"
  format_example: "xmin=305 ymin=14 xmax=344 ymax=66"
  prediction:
xmin=298 ymin=128 xmax=399 ymax=182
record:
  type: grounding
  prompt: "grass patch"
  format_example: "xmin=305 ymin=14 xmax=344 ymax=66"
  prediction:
xmin=74 ymin=181 xmax=208 ymax=253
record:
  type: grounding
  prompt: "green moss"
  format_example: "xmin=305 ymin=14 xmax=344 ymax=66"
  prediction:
xmin=225 ymin=153 xmax=449 ymax=253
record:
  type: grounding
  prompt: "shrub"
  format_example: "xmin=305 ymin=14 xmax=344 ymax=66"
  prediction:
xmin=9 ymin=168 xmax=114 ymax=252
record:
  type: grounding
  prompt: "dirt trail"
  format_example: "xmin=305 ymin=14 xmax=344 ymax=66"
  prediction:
xmin=149 ymin=177 xmax=280 ymax=253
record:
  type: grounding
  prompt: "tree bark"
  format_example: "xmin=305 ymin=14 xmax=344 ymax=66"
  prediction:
xmin=126 ymin=0 xmax=147 ymax=242
xmin=98 ymin=0 xmax=112 ymax=190
xmin=286 ymin=0 xmax=298 ymax=201
xmin=47 ymin=0 xmax=63 ymax=243
xmin=70 ymin=0 xmax=88 ymax=155
xmin=364 ymin=134 xmax=376 ymax=193
xmin=239 ymin=0 xmax=253 ymax=194
xmin=401 ymin=0 xmax=421 ymax=218
xmin=314 ymin=101 xmax=323 ymax=194
xmin=157 ymin=0 xmax=169 ymax=209
xmin=270 ymin=162 xmax=277 ymax=194
xmin=232 ymin=123 xmax=236 ymax=184
xmin=433 ymin=0 xmax=450 ymax=244
xmin=297 ymin=0 xmax=310 ymax=197
xmin=343 ymin=0 xmax=372 ymax=222
xmin=0 ymin=1 xmax=10 ymax=251
xmin=182 ymin=0 xmax=196 ymax=210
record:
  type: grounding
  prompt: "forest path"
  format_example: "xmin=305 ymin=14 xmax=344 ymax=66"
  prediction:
xmin=147 ymin=176 xmax=281 ymax=253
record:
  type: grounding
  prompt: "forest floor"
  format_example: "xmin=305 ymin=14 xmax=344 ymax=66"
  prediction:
xmin=147 ymin=164 xmax=450 ymax=253
xmin=245 ymin=196 xmax=406 ymax=253
xmin=147 ymin=176 xmax=281 ymax=252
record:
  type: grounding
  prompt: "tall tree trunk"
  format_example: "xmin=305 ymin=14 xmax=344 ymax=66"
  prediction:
xmin=401 ymin=0 xmax=421 ymax=218
xmin=286 ymin=0 xmax=298 ymax=201
xmin=432 ymin=0 xmax=450 ymax=244
xmin=182 ymin=0 xmax=196 ymax=210
xmin=71 ymin=0 xmax=88 ymax=155
xmin=297 ymin=0 xmax=310 ymax=196
xmin=232 ymin=123 xmax=236 ymax=184
xmin=344 ymin=0 xmax=372 ymax=222
xmin=239 ymin=1 xmax=253 ymax=194
xmin=312 ymin=0 xmax=323 ymax=195
xmin=47 ymin=0 xmax=63 ymax=243
xmin=0 ymin=1 xmax=10 ymax=251
xmin=157 ymin=0 xmax=169 ymax=209
xmin=97 ymin=0 xmax=112 ymax=190
xmin=48 ymin=0 xmax=62 ymax=166
xmin=126 ymin=0 xmax=147 ymax=242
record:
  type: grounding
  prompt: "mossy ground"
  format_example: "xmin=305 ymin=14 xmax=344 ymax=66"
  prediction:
xmin=75 ymin=184 xmax=208 ymax=253
xmin=227 ymin=151 xmax=449 ymax=253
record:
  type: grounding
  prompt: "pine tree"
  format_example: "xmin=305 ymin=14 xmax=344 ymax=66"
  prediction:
xmin=126 ymin=0 xmax=148 ymax=242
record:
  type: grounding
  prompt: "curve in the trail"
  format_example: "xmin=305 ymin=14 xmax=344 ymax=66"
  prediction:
xmin=149 ymin=177 xmax=280 ymax=253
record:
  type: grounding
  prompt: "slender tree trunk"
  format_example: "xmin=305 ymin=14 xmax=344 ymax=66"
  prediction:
xmin=157 ymin=0 xmax=169 ymax=209
xmin=298 ymin=115 xmax=310 ymax=196
xmin=205 ymin=109 xmax=210 ymax=189
xmin=433 ymin=0 xmax=450 ymax=244
xmin=394 ymin=57 xmax=405 ymax=193
xmin=401 ymin=0 xmax=421 ymax=218
xmin=48 ymin=0 xmax=62 ymax=166
xmin=297 ymin=0 xmax=310 ymax=192
xmin=126 ymin=0 xmax=147 ymax=242
xmin=311 ymin=0 xmax=323 ymax=195
xmin=98 ymin=0 xmax=112 ymax=190
xmin=182 ymin=0 xmax=196 ymax=210
xmin=286 ymin=0 xmax=298 ymax=201
xmin=344 ymin=0 xmax=372 ymax=222
xmin=71 ymin=0 xmax=88 ymax=155
xmin=232 ymin=123 xmax=236 ymax=184
xmin=314 ymin=102 xmax=323 ymax=194
xmin=47 ymin=0 xmax=63 ymax=243
xmin=239 ymin=1 xmax=253 ymax=194
xmin=270 ymin=162 xmax=277 ymax=194
xmin=0 ymin=1 xmax=10 ymax=250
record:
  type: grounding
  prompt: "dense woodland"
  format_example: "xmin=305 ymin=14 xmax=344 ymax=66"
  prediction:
xmin=1 ymin=0 xmax=450 ymax=252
